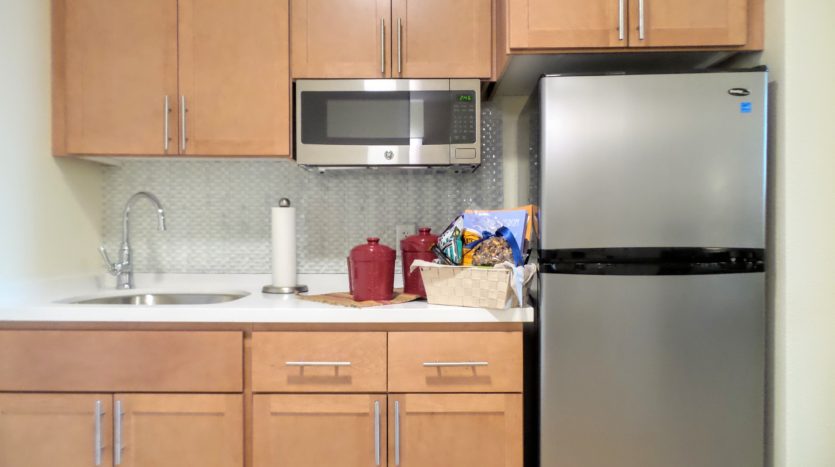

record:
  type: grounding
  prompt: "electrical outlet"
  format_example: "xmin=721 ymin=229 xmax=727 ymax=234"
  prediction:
xmin=395 ymin=224 xmax=416 ymax=244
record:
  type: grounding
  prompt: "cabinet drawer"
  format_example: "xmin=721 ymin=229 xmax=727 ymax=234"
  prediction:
xmin=388 ymin=332 xmax=522 ymax=393
xmin=0 ymin=331 xmax=243 ymax=392
xmin=252 ymin=332 xmax=387 ymax=393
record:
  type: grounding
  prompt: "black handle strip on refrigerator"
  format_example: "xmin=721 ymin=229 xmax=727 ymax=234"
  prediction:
xmin=539 ymin=247 xmax=765 ymax=275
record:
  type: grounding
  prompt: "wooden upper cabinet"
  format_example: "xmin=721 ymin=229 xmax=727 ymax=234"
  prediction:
xmin=629 ymin=0 xmax=748 ymax=47
xmin=116 ymin=394 xmax=243 ymax=467
xmin=388 ymin=394 xmax=523 ymax=467
xmin=291 ymin=0 xmax=392 ymax=78
xmin=508 ymin=0 xmax=626 ymax=49
xmin=253 ymin=394 xmax=387 ymax=467
xmin=392 ymin=0 xmax=492 ymax=78
xmin=178 ymin=0 xmax=290 ymax=156
xmin=0 ymin=394 xmax=113 ymax=467
xmin=59 ymin=0 xmax=178 ymax=155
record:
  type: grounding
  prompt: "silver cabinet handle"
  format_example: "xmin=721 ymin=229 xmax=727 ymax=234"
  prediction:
xmin=114 ymin=400 xmax=124 ymax=465
xmin=285 ymin=361 xmax=352 ymax=367
xmin=163 ymin=96 xmax=170 ymax=153
xmin=380 ymin=18 xmax=385 ymax=75
xmin=423 ymin=361 xmax=489 ymax=367
xmin=638 ymin=0 xmax=645 ymax=40
xmin=180 ymin=95 xmax=187 ymax=153
xmin=618 ymin=0 xmax=625 ymax=41
xmin=397 ymin=17 xmax=402 ymax=75
xmin=374 ymin=400 xmax=381 ymax=466
xmin=94 ymin=400 xmax=104 ymax=466
xmin=394 ymin=400 xmax=401 ymax=466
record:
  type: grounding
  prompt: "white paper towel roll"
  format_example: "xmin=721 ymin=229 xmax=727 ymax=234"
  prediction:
xmin=271 ymin=201 xmax=297 ymax=287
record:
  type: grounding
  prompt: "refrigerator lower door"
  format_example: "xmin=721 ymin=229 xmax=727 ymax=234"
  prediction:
xmin=539 ymin=272 xmax=765 ymax=467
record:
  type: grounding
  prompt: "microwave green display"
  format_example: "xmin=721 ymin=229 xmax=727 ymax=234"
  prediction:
xmin=457 ymin=94 xmax=473 ymax=102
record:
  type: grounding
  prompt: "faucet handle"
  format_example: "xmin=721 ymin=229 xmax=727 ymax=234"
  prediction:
xmin=99 ymin=245 xmax=118 ymax=275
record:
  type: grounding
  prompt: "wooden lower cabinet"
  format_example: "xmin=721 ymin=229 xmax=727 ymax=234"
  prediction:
xmin=116 ymin=394 xmax=243 ymax=467
xmin=253 ymin=394 xmax=387 ymax=467
xmin=389 ymin=394 xmax=523 ymax=467
xmin=0 ymin=393 xmax=113 ymax=467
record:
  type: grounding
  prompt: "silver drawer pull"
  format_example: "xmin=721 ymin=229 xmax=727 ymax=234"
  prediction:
xmin=380 ymin=18 xmax=385 ymax=75
xmin=114 ymin=400 xmax=124 ymax=465
xmin=423 ymin=361 xmax=489 ymax=367
xmin=163 ymin=96 xmax=170 ymax=153
xmin=374 ymin=400 xmax=381 ymax=466
xmin=180 ymin=95 xmax=187 ymax=152
xmin=638 ymin=0 xmax=646 ymax=40
xmin=394 ymin=400 xmax=401 ymax=466
xmin=94 ymin=400 xmax=104 ymax=466
xmin=285 ymin=361 xmax=352 ymax=367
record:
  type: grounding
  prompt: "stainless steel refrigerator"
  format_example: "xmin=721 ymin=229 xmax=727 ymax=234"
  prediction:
xmin=534 ymin=70 xmax=767 ymax=467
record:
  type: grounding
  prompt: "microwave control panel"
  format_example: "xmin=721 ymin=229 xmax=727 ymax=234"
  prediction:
xmin=451 ymin=91 xmax=477 ymax=144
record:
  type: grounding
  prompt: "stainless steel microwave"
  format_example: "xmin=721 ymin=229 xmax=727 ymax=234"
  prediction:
xmin=295 ymin=79 xmax=481 ymax=167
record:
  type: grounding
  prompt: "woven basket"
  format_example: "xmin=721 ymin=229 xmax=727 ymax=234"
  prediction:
xmin=418 ymin=264 xmax=514 ymax=309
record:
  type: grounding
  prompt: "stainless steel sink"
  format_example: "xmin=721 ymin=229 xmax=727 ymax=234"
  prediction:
xmin=67 ymin=292 xmax=249 ymax=306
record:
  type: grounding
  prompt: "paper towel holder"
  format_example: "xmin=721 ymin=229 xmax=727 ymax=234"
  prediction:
xmin=263 ymin=198 xmax=308 ymax=294
xmin=262 ymin=284 xmax=309 ymax=294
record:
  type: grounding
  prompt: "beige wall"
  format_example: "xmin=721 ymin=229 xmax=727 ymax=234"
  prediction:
xmin=499 ymin=96 xmax=529 ymax=208
xmin=0 ymin=2 xmax=102 ymax=281
xmin=729 ymin=0 xmax=835 ymax=464
xmin=776 ymin=0 xmax=835 ymax=465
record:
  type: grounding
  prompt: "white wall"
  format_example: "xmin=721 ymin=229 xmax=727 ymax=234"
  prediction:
xmin=0 ymin=2 xmax=102 ymax=281
xmin=500 ymin=96 xmax=529 ymax=208
xmin=729 ymin=0 xmax=835 ymax=464
xmin=777 ymin=0 xmax=835 ymax=465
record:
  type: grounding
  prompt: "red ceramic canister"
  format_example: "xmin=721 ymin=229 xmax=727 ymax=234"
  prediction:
xmin=400 ymin=227 xmax=439 ymax=298
xmin=348 ymin=238 xmax=396 ymax=301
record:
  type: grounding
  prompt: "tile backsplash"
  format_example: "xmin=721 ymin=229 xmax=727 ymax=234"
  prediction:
xmin=101 ymin=103 xmax=504 ymax=274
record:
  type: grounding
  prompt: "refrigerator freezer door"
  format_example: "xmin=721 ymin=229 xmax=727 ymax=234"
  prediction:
xmin=539 ymin=72 xmax=767 ymax=250
xmin=539 ymin=272 xmax=765 ymax=467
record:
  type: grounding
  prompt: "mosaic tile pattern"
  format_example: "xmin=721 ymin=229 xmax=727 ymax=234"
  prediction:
xmin=101 ymin=104 xmax=504 ymax=273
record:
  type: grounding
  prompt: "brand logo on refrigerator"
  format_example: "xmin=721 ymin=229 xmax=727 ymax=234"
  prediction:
xmin=727 ymin=88 xmax=751 ymax=97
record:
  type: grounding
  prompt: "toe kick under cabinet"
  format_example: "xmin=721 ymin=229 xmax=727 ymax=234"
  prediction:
xmin=0 ymin=326 xmax=522 ymax=467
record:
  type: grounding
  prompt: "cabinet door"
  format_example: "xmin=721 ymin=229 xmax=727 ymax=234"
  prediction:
xmin=388 ymin=394 xmax=523 ymax=467
xmin=178 ymin=0 xmax=290 ymax=156
xmin=508 ymin=0 xmax=626 ymax=49
xmin=391 ymin=0 xmax=492 ymax=78
xmin=116 ymin=394 xmax=242 ymax=467
xmin=628 ymin=0 xmax=748 ymax=47
xmin=253 ymin=394 xmax=387 ymax=467
xmin=291 ymin=0 xmax=392 ymax=78
xmin=61 ymin=0 xmax=178 ymax=155
xmin=0 ymin=394 xmax=113 ymax=467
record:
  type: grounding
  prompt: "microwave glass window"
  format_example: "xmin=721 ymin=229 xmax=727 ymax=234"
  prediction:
xmin=300 ymin=90 xmax=474 ymax=146
xmin=326 ymin=97 xmax=409 ymax=140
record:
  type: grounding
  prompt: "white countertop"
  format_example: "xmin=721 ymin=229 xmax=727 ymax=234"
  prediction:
xmin=0 ymin=273 xmax=533 ymax=324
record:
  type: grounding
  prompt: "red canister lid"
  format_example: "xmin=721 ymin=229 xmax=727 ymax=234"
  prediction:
xmin=350 ymin=237 xmax=396 ymax=262
xmin=401 ymin=228 xmax=438 ymax=253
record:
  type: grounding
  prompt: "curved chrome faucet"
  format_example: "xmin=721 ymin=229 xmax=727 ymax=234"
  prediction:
xmin=100 ymin=192 xmax=167 ymax=289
